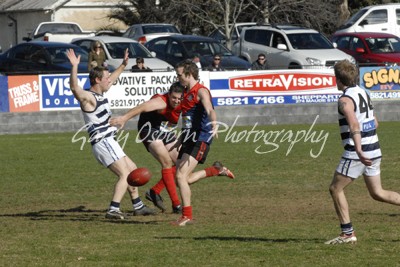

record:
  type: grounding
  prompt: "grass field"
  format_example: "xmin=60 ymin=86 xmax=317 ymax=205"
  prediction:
xmin=1 ymin=122 xmax=400 ymax=266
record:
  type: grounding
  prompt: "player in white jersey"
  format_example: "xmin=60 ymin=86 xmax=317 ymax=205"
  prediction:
xmin=325 ymin=60 xmax=400 ymax=244
xmin=67 ymin=48 xmax=155 ymax=220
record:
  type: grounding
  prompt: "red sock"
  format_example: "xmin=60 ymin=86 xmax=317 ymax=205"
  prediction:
xmin=162 ymin=167 xmax=181 ymax=207
xmin=182 ymin=206 xmax=192 ymax=219
xmin=205 ymin=166 xmax=219 ymax=177
xmin=151 ymin=178 xmax=165 ymax=195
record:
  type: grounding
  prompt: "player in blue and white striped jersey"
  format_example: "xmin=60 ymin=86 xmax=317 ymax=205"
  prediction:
xmin=325 ymin=60 xmax=400 ymax=245
xmin=67 ymin=48 xmax=156 ymax=220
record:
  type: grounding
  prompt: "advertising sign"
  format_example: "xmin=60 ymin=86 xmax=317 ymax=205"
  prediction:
xmin=360 ymin=66 xmax=400 ymax=100
xmin=209 ymin=70 xmax=341 ymax=106
xmin=105 ymin=71 xmax=210 ymax=109
xmin=0 ymin=76 xmax=9 ymax=112
xmin=40 ymin=74 xmax=90 ymax=110
xmin=8 ymin=75 xmax=40 ymax=112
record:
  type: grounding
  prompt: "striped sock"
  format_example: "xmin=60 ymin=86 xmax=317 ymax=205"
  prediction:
xmin=109 ymin=201 xmax=120 ymax=211
xmin=132 ymin=197 xmax=144 ymax=210
xmin=341 ymin=222 xmax=354 ymax=236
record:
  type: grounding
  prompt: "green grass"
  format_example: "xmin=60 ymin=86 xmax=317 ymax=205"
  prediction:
xmin=1 ymin=122 xmax=400 ymax=266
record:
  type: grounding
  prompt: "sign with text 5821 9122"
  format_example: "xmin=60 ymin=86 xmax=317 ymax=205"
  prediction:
xmin=40 ymin=74 xmax=90 ymax=110
xmin=105 ymin=72 xmax=179 ymax=109
xmin=209 ymin=70 xmax=340 ymax=106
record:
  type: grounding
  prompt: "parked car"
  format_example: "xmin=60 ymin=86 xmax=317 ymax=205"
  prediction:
xmin=0 ymin=41 xmax=89 ymax=74
xmin=331 ymin=32 xmax=400 ymax=66
xmin=123 ymin=23 xmax=181 ymax=44
xmin=23 ymin=22 xmax=95 ymax=43
xmin=232 ymin=24 xmax=356 ymax=69
xmin=144 ymin=35 xmax=251 ymax=70
xmin=335 ymin=4 xmax=400 ymax=37
xmin=208 ymin=22 xmax=257 ymax=45
xmin=71 ymin=36 xmax=173 ymax=71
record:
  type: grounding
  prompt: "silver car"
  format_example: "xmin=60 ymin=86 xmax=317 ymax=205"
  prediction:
xmin=233 ymin=25 xmax=356 ymax=69
xmin=71 ymin=36 xmax=173 ymax=71
xmin=122 ymin=23 xmax=181 ymax=44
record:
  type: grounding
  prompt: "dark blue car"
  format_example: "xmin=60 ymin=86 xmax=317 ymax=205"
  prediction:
xmin=0 ymin=41 xmax=89 ymax=75
xmin=145 ymin=35 xmax=251 ymax=70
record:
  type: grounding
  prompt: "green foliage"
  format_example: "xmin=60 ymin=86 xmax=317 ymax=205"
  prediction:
xmin=1 ymin=122 xmax=400 ymax=266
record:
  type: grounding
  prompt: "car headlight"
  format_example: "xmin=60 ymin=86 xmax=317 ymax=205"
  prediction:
xmin=349 ymin=56 xmax=356 ymax=64
xmin=306 ymin=57 xmax=322 ymax=65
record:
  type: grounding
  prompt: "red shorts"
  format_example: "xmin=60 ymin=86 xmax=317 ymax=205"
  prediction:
xmin=178 ymin=140 xmax=210 ymax=164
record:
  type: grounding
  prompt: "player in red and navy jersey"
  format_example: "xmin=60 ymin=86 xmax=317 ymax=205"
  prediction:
xmin=110 ymin=82 xmax=234 ymax=214
xmin=172 ymin=59 xmax=232 ymax=226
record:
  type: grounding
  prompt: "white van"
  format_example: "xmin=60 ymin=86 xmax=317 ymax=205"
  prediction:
xmin=335 ymin=4 xmax=400 ymax=37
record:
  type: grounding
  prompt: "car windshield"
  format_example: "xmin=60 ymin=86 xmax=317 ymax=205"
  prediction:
xmin=339 ymin=8 xmax=369 ymax=29
xmin=143 ymin=25 xmax=180 ymax=34
xmin=183 ymin=41 xmax=232 ymax=57
xmin=365 ymin=37 xmax=400 ymax=53
xmin=48 ymin=47 xmax=88 ymax=64
xmin=288 ymin=33 xmax=334 ymax=49
xmin=105 ymin=42 xmax=152 ymax=59
xmin=37 ymin=23 xmax=81 ymax=35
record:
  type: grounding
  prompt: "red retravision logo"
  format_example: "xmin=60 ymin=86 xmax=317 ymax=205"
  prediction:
xmin=229 ymin=73 xmax=336 ymax=92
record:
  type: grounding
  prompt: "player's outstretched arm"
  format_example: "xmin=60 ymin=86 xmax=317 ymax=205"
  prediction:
xmin=66 ymin=49 xmax=94 ymax=110
xmin=109 ymin=48 xmax=129 ymax=86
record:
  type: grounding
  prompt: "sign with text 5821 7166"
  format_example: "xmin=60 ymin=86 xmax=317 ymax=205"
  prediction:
xmin=40 ymin=74 xmax=90 ymax=110
xmin=209 ymin=70 xmax=340 ymax=106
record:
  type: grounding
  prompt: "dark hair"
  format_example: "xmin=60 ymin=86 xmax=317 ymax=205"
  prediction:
xmin=334 ymin=60 xmax=358 ymax=87
xmin=136 ymin=57 xmax=144 ymax=63
xmin=258 ymin=53 xmax=266 ymax=58
xmin=175 ymin=59 xmax=199 ymax=80
xmin=89 ymin=66 xmax=108 ymax=86
xmin=169 ymin=82 xmax=185 ymax=94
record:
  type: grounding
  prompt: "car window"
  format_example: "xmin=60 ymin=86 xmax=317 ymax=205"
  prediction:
xmin=124 ymin=27 xmax=137 ymax=38
xmin=288 ymin=33 xmax=333 ymax=49
xmin=366 ymin=37 xmax=400 ymax=53
xmin=10 ymin=44 xmax=29 ymax=60
xmin=335 ymin=36 xmax=351 ymax=49
xmin=397 ymin=9 xmax=400 ymax=25
xmin=37 ymin=23 xmax=81 ymax=35
xmin=244 ymin=29 xmax=271 ymax=46
xmin=168 ymin=41 xmax=184 ymax=57
xmin=147 ymin=39 xmax=168 ymax=55
xmin=210 ymin=42 xmax=232 ymax=56
xmin=142 ymin=25 xmax=180 ymax=34
xmin=28 ymin=46 xmax=48 ymax=64
xmin=364 ymin=9 xmax=388 ymax=25
xmin=105 ymin=42 xmax=151 ymax=58
xmin=72 ymin=40 xmax=92 ymax=52
xmin=182 ymin=41 xmax=213 ymax=57
xmin=272 ymin=33 xmax=286 ymax=48
xmin=349 ymin=37 xmax=365 ymax=51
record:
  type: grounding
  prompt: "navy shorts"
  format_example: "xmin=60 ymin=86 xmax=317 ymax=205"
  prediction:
xmin=178 ymin=140 xmax=210 ymax=164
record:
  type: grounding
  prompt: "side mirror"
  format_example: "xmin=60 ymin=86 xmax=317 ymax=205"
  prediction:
xmin=355 ymin=47 xmax=365 ymax=53
xmin=150 ymin=51 xmax=156 ymax=57
xmin=277 ymin=44 xmax=287 ymax=51
xmin=359 ymin=19 xmax=369 ymax=26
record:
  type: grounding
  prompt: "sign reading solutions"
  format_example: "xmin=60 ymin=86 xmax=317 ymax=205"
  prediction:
xmin=210 ymin=70 xmax=340 ymax=106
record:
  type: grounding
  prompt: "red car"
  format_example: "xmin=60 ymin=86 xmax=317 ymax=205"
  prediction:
xmin=331 ymin=32 xmax=400 ymax=66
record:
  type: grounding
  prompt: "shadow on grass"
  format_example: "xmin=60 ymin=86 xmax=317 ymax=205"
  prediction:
xmin=158 ymin=236 xmax=322 ymax=243
xmin=0 ymin=205 xmax=161 ymax=224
